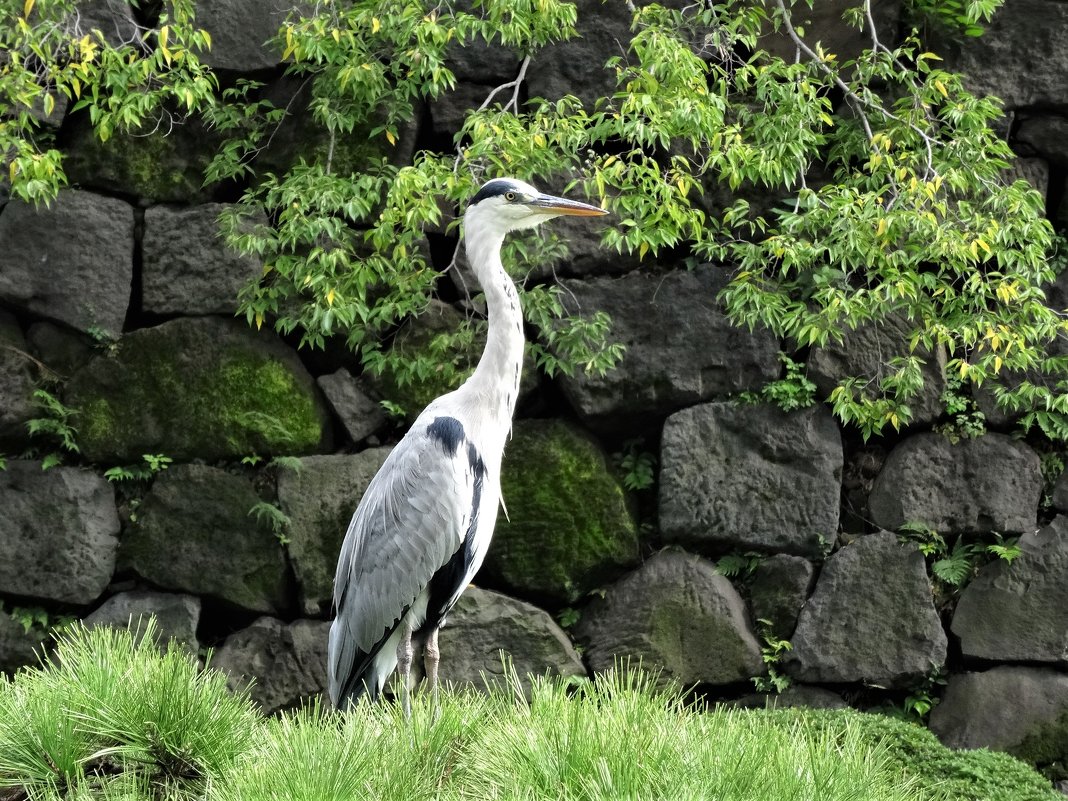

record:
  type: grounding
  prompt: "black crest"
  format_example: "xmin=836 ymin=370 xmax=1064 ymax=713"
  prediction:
xmin=470 ymin=178 xmax=521 ymax=207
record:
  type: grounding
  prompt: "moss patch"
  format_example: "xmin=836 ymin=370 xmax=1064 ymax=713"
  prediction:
xmin=648 ymin=600 xmax=757 ymax=685
xmin=66 ymin=318 xmax=331 ymax=463
xmin=481 ymin=419 xmax=639 ymax=606
xmin=120 ymin=463 xmax=292 ymax=615
xmin=1013 ymin=708 xmax=1068 ymax=782
xmin=63 ymin=118 xmax=219 ymax=202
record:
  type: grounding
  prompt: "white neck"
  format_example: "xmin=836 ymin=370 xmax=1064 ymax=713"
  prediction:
xmin=460 ymin=228 xmax=525 ymax=456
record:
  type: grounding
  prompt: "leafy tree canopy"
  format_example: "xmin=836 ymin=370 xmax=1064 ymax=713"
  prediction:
xmin=4 ymin=0 xmax=1066 ymax=441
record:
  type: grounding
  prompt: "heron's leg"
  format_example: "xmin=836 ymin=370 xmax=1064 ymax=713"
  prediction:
xmin=424 ymin=627 xmax=441 ymax=713
xmin=396 ymin=621 xmax=414 ymax=720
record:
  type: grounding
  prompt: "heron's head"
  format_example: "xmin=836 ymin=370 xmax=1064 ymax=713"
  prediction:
xmin=465 ymin=177 xmax=607 ymax=236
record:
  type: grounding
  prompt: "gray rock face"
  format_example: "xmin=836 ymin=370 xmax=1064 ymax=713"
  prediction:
xmin=1003 ymin=156 xmax=1050 ymax=198
xmin=0 ymin=462 xmax=119 ymax=605
xmin=443 ymin=1 xmax=518 ymax=85
xmin=1052 ymin=471 xmax=1068 ymax=514
xmin=952 ymin=516 xmax=1068 ymax=662
xmin=315 ymin=370 xmax=388 ymax=445
xmin=26 ymin=321 xmax=92 ymax=378
xmin=930 ymin=667 xmax=1068 ymax=759
xmin=276 ymin=449 xmax=392 ymax=615
xmin=0 ymin=312 xmax=35 ymax=447
xmin=748 ymin=555 xmax=815 ymax=638
xmin=525 ymin=0 xmax=636 ymax=107
xmin=808 ymin=314 xmax=946 ymax=428
xmin=77 ymin=0 xmax=139 ymax=47
xmin=439 ymin=587 xmax=586 ymax=692
xmin=64 ymin=317 xmax=332 ymax=463
xmin=429 ymin=83 xmax=497 ymax=140
xmin=551 ymin=215 xmax=641 ymax=279
xmin=787 ymin=532 xmax=947 ymax=688
xmin=212 ymin=617 xmax=330 ymax=714
xmin=142 ymin=204 xmax=263 ymax=316
xmin=1016 ymin=117 xmax=1068 ymax=167
xmin=944 ymin=0 xmax=1068 ymax=110
xmin=557 ymin=267 xmax=780 ymax=428
xmin=0 ymin=190 xmax=134 ymax=338
xmin=659 ymin=402 xmax=842 ymax=556
xmin=121 ymin=465 xmax=292 ymax=615
xmin=574 ymin=549 xmax=764 ymax=687
xmin=84 ymin=591 xmax=201 ymax=652
xmin=760 ymin=0 xmax=900 ymax=62
xmin=63 ymin=120 xmax=218 ymax=204
xmin=195 ymin=0 xmax=294 ymax=72
xmin=868 ymin=433 xmax=1041 ymax=533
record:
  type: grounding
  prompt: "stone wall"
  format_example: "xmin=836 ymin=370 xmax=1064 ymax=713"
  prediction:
xmin=2 ymin=0 xmax=1068 ymax=786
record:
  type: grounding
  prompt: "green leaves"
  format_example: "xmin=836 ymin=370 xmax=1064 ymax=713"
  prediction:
xmin=24 ymin=389 xmax=79 ymax=468
xmin=900 ymin=523 xmax=1022 ymax=598
xmin=7 ymin=0 xmax=1066 ymax=443
xmin=2 ymin=0 xmax=216 ymax=204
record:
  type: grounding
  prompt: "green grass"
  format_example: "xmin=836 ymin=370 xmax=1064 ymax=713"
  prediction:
xmin=0 ymin=622 xmax=1059 ymax=800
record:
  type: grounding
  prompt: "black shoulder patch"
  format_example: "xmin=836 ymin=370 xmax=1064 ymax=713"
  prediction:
xmin=470 ymin=178 xmax=518 ymax=206
xmin=427 ymin=416 xmax=465 ymax=457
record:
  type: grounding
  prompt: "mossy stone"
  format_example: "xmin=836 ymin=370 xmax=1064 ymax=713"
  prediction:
xmin=121 ymin=464 xmax=292 ymax=615
xmin=572 ymin=549 xmax=763 ymax=687
xmin=481 ymin=419 xmax=639 ymax=606
xmin=65 ymin=317 xmax=331 ymax=463
xmin=63 ymin=117 xmax=219 ymax=203
xmin=1013 ymin=709 xmax=1068 ymax=782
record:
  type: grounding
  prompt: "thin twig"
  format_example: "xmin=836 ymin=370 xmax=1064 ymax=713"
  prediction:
xmin=447 ymin=55 xmax=535 ymax=301
xmin=774 ymin=0 xmax=938 ymax=182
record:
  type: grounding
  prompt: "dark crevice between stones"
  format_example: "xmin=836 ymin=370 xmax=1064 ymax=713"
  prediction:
xmin=123 ymin=207 xmax=145 ymax=334
xmin=1048 ymin=163 xmax=1067 ymax=229
xmin=194 ymin=596 xmax=267 ymax=650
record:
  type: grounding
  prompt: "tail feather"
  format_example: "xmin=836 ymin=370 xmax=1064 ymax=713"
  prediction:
xmin=328 ymin=617 xmax=402 ymax=709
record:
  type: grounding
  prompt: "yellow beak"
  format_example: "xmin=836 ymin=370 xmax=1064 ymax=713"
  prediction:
xmin=530 ymin=194 xmax=609 ymax=217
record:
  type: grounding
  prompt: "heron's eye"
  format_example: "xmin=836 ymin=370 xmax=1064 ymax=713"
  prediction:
xmin=504 ymin=191 xmax=517 ymax=202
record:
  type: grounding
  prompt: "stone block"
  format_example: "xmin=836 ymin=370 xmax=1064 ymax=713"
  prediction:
xmin=121 ymin=465 xmax=292 ymax=615
xmin=0 ymin=461 xmax=119 ymax=605
xmin=0 ymin=190 xmax=133 ymax=339
xmin=660 ymin=402 xmax=842 ymax=556
xmin=481 ymin=419 xmax=639 ymax=606
xmin=787 ymin=532 xmax=946 ymax=688
xmin=574 ymin=549 xmax=764 ymax=687
xmin=869 ymin=432 xmax=1041 ymax=534
xmin=64 ymin=317 xmax=332 ymax=463
xmin=557 ymin=266 xmax=780 ymax=429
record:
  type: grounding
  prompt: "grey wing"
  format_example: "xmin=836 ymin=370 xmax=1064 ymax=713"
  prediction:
xmin=328 ymin=421 xmax=477 ymax=694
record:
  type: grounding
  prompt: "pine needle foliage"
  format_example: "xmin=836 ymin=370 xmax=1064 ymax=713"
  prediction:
xmin=0 ymin=624 xmax=1060 ymax=800
xmin=0 ymin=620 xmax=258 ymax=799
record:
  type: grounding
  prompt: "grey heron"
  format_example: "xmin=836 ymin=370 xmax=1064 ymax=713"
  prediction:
xmin=328 ymin=177 xmax=607 ymax=712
